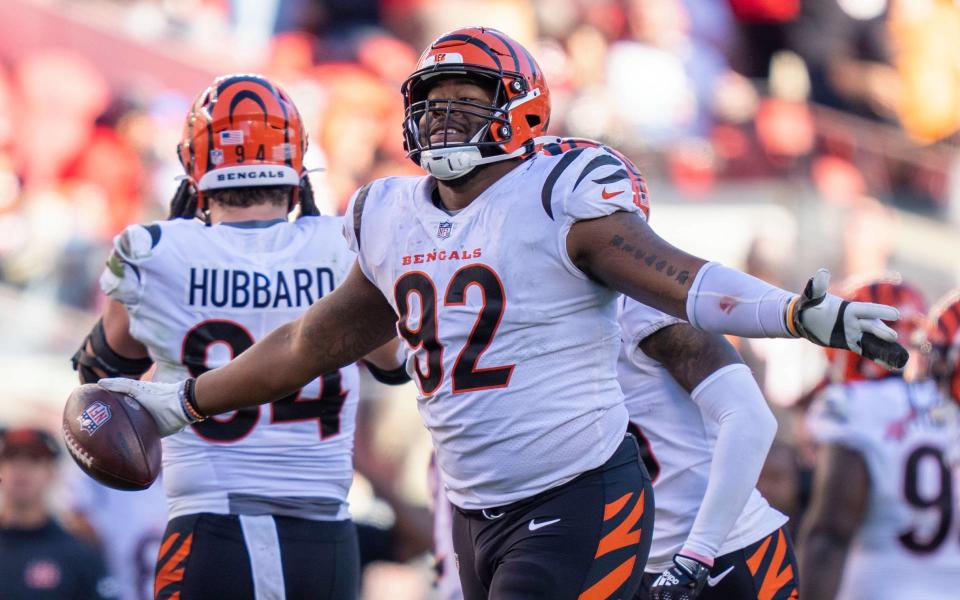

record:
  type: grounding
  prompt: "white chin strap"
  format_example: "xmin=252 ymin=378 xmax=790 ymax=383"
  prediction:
xmin=421 ymin=135 xmax=562 ymax=180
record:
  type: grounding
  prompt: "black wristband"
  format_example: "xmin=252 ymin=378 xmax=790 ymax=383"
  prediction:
xmin=362 ymin=360 xmax=412 ymax=386
xmin=182 ymin=378 xmax=206 ymax=421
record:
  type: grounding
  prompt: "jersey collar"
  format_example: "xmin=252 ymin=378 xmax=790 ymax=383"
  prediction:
xmin=220 ymin=218 xmax=287 ymax=229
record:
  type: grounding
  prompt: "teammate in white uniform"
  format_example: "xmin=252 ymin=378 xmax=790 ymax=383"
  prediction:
xmin=801 ymin=278 xmax=960 ymax=600
xmin=66 ymin=473 xmax=167 ymax=600
xmin=100 ymin=28 xmax=907 ymax=600
xmin=73 ymin=74 xmax=404 ymax=600
xmin=617 ymin=297 xmax=795 ymax=600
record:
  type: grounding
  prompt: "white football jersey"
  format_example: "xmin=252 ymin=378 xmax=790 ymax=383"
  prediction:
xmin=617 ymin=298 xmax=788 ymax=573
xmin=808 ymin=378 xmax=960 ymax=599
xmin=100 ymin=217 xmax=360 ymax=521
xmin=344 ymin=147 xmax=646 ymax=509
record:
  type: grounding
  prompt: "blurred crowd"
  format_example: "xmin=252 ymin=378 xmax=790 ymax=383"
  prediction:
xmin=2 ymin=0 xmax=960 ymax=598
xmin=0 ymin=0 xmax=959 ymax=311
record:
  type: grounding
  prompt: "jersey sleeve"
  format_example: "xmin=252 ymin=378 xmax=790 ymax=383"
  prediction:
xmin=98 ymin=223 xmax=162 ymax=308
xmin=619 ymin=297 xmax=684 ymax=357
xmin=554 ymin=145 xmax=647 ymax=223
xmin=330 ymin=217 xmax=358 ymax=284
xmin=341 ymin=182 xmax=375 ymax=281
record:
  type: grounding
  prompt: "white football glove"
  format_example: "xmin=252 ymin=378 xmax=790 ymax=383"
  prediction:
xmin=791 ymin=269 xmax=908 ymax=370
xmin=99 ymin=378 xmax=201 ymax=437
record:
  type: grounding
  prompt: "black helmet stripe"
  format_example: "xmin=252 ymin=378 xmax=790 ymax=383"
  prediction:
xmin=435 ymin=34 xmax=503 ymax=71
xmin=517 ymin=43 xmax=539 ymax=79
xmin=217 ymin=75 xmax=277 ymax=96
xmin=229 ymin=90 xmax=269 ymax=126
xmin=484 ymin=29 xmax=520 ymax=72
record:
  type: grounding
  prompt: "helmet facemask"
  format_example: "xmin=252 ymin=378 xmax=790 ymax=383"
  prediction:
xmin=402 ymin=70 xmax=537 ymax=180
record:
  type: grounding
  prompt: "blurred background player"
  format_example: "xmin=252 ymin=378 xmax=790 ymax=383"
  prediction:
xmin=0 ymin=427 xmax=117 ymax=600
xmin=63 ymin=470 xmax=167 ymax=600
xmin=799 ymin=277 xmax=960 ymax=599
xmin=72 ymin=73 xmax=406 ymax=599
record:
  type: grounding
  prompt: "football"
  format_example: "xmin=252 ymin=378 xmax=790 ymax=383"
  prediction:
xmin=62 ymin=384 xmax=162 ymax=491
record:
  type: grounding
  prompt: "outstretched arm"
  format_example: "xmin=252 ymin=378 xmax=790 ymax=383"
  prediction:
xmin=194 ymin=262 xmax=398 ymax=415
xmin=641 ymin=323 xmax=776 ymax=598
xmin=569 ymin=211 xmax=705 ymax=320
xmin=100 ymin=262 xmax=398 ymax=433
xmin=568 ymin=211 xmax=906 ymax=369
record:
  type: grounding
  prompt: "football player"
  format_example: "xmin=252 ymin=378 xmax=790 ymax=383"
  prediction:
xmin=426 ymin=138 xmax=798 ymax=600
xmin=72 ymin=74 xmax=406 ymax=599
xmin=800 ymin=278 xmax=960 ymax=600
xmin=99 ymin=28 xmax=907 ymax=599
xmin=618 ymin=298 xmax=796 ymax=600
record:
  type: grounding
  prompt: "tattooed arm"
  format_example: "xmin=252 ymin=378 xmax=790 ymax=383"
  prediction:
xmin=193 ymin=262 xmax=398 ymax=416
xmin=569 ymin=211 xmax=704 ymax=320
xmin=637 ymin=320 xmax=777 ymax=564
xmin=568 ymin=211 xmax=796 ymax=337
xmin=639 ymin=323 xmax=741 ymax=393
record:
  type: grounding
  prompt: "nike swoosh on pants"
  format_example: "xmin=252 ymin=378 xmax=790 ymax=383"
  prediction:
xmin=707 ymin=565 xmax=734 ymax=587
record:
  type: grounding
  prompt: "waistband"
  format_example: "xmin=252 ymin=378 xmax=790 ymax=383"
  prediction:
xmin=456 ymin=433 xmax=639 ymax=520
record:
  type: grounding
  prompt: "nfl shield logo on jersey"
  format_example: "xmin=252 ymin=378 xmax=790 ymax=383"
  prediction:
xmin=78 ymin=401 xmax=112 ymax=435
xmin=437 ymin=221 xmax=453 ymax=239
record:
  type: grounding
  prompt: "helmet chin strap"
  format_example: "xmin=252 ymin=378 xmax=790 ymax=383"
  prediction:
xmin=421 ymin=135 xmax=563 ymax=180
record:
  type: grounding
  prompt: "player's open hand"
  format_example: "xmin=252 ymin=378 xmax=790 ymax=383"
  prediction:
xmin=791 ymin=269 xmax=909 ymax=370
xmin=99 ymin=378 xmax=200 ymax=437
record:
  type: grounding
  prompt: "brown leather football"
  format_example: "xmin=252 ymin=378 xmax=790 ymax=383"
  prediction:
xmin=62 ymin=384 xmax=161 ymax=491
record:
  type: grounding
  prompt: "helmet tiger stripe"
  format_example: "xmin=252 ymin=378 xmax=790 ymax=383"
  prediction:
xmin=178 ymin=74 xmax=307 ymax=210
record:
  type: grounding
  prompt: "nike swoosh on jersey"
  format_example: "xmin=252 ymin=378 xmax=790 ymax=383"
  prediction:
xmin=707 ymin=566 xmax=734 ymax=587
xmin=601 ymin=188 xmax=624 ymax=199
xmin=528 ymin=518 xmax=561 ymax=531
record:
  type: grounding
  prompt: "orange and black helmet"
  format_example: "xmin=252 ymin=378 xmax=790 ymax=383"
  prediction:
xmin=539 ymin=137 xmax=651 ymax=220
xmin=178 ymin=74 xmax=307 ymax=209
xmin=826 ymin=275 xmax=927 ymax=383
xmin=401 ymin=27 xmax=551 ymax=177
xmin=927 ymin=290 xmax=960 ymax=403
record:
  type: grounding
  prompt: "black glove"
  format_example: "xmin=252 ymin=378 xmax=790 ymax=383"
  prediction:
xmin=650 ymin=554 xmax=711 ymax=600
xmin=167 ymin=179 xmax=198 ymax=220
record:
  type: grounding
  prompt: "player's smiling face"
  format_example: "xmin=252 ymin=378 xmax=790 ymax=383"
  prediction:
xmin=419 ymin=77 xmax=497 ymax=147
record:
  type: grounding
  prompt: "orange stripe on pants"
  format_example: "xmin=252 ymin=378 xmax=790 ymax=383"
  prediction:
xmin=155 ymin=533 xmax=194 ymax=599
xmin=578 ymin=556 xmax=636 ymax=600
xmin=596 ymin=490 xmax=645 ymax=558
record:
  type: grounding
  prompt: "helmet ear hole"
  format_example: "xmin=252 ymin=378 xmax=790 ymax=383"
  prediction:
xmin=526 ymin=115 xmax=541 ymax=128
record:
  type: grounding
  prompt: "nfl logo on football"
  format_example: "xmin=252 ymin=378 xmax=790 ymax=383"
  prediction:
xmin=78 ymin=400 xmax=112 ymax=435
xmin=437 ymin=221 xmax=453 ymax=239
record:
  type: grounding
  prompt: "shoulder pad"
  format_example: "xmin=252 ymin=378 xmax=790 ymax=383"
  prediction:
xmin=116 ymin=224 xmax=162 ymax=262
xmin=105 ymin=223 xmax=162 ymax=278
xmin=541 ymin=145 xmax=649 ymax=223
